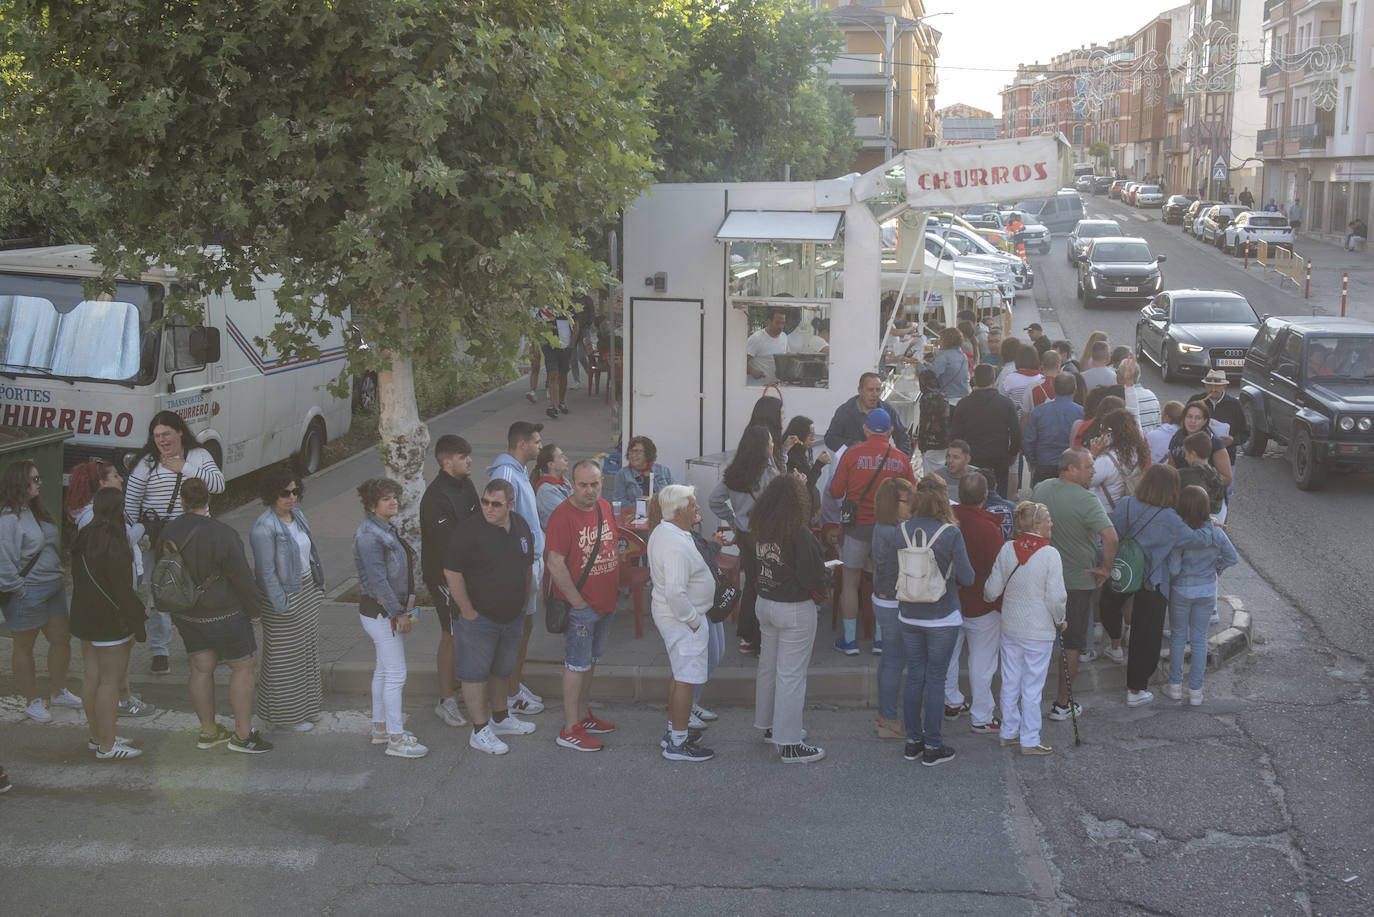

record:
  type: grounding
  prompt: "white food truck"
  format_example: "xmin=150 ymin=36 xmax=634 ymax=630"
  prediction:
xmin=0 ymin=245 xmax=352 ymax=478
xmin=621 ymin=136 xmax=1070 ymax=527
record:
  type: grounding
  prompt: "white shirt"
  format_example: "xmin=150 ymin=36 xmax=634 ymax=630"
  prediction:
xmin=647 ymin=522 xmax=714 ymax=633
xmin=290 ymin=520 xmax=313 ymax=573
xmin=1080 ymin=366 xmax=1117 ymax=390
xmin=1090 ymin=451 xmax=1142 ymax=511
xmin=746 ymin=328 xmax=788 ymax=383
xmin=999 ymin=371 xmax=1042 ymax=417
xmin=1126 ymin=385 xmax=1162 ymax=432
xmin=1147 ymin=423 xmax=1178 ymax=464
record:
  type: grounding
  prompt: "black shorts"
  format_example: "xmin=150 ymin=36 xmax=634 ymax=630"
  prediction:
xmin=541 ymin=344 xmax=571 ymax=373
xmin=429 ymin=583 xmax=458 ymax=632
xmin=172 ymin=612 xmax=256 ymax=663
xmin=1062 ymin=590 xmax=1093 ymax=651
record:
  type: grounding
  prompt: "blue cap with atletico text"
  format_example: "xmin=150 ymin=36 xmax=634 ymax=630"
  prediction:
xmin=864 ymin=408 xmax=892 ymax=434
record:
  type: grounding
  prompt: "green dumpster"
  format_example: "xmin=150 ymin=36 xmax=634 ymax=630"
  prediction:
xmin=0 ymin=426 xmax=75 ymax=524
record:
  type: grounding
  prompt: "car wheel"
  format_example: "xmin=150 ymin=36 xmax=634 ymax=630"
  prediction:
xmin=1040 ymin=242 xmax=1051 ymax=254
xmin=1066 ymin=248 xmax=1074 ymax=265
xmin=1291 ymin=428 xmax=1328 ymax=491
xmin=300 ymin=417 xmax=327 ymax=476
xmin=1161 ymin=344 xmax=1178 ymax=383
xmin=352 ymin=371 xmax=378 ymax=411
xmin=1134 ymin=329 xmax=1148 ymax=363
xmin=1242 ymin=401 xmax=1268 ymax=458
xmin=1215 ymin=234 xmax=1225 ymax=250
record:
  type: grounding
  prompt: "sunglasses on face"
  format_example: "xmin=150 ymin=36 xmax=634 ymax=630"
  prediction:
xmin=480 ymin=498 xmax=507 ymax=509
xmin=279 ymin=487 xmax=301 ymax=498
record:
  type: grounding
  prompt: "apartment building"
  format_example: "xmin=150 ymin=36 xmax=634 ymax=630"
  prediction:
xmin=937 ymin=103 xmax=1000 ymax=144
xmin=820 ymin=1 xmax=942 ymax=172
xmin=1258 ymin=0 xmax=1372 ymax=236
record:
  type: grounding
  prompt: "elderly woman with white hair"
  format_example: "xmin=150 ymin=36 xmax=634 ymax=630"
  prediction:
xmin=646 ymin=484 xmax=717 ymax=762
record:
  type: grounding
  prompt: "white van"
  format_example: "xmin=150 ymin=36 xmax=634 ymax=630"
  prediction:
xmin=0 ymin=245 xmax=351 ymax=478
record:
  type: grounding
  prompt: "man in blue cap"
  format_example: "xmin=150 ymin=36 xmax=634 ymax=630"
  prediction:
xmin=828 ymin=408 xmax=916 ymax=655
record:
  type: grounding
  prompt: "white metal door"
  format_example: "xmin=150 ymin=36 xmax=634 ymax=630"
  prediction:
xmin=630 ymin=298 xmax=702 ymax=483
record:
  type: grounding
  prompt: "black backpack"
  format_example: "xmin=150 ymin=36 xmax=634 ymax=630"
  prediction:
xmin=150 ymin=525 xmax=219 ymax=614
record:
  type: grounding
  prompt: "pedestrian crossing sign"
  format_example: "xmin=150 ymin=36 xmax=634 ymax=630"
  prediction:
xmin=1213 ymin=166 xmax=1227 ymax=181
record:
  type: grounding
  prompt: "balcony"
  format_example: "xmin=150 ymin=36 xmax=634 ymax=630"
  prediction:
xmin=1256 ymin=127 xmax=1279 ymax=145
xmin=1305 ymin=35 xmax=1356 ymax=73
xmin=823 ymin=53 xmax=890 ymax=87
xmin=1164 ymin=134 xmax=1184 ymax=151
xmin=1262 ymin=0 xmax=1286 ymax=24
xmin=1286 ymin=121 xmax=1332 ymax=151
xmin=1259 ymin=60 xmax=1280 ymax=89
xmin=854 ymin=115 xmax=890 ymax=148
xmin=1166 ymin=93 xmax=1184 ymax=111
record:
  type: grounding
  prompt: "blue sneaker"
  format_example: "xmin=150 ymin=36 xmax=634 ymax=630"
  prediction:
xmin=833 ymin=635 xmax=860 ymax=656
xmin=662 ymin=739 xmax=715 ymax=762
xmin=872 ymin=640 xmax=883 ymax=655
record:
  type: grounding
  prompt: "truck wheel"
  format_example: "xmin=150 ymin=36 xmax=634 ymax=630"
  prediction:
xmin=352 ymin=372 xmax=378 ymax=412
xmin=1291 ymin=428 xmax=1328 ymax=491
xmin=300 ymin=418 xmax=327 ymax=475
xmin=1242 ymin=402 xmax=1268 ymax=457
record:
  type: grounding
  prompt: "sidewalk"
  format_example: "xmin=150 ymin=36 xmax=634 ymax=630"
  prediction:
xmin=1238 ymin=232 xmax=1373 ymax=321
xmin=0 ymin=368 xmax=1250 ymax=707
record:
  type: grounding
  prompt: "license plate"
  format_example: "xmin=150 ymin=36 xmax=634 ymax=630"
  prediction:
xmin=1216 ymin=358 xmax=1244 ymax=368
xmin=1115 ymin=285 xmax=1138 ymax=293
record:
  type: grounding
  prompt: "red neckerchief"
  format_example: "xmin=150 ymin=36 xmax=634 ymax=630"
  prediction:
xmin=1015 ymin=368 xmax=1040 ymax=377
xmin=1013 ymin=532 xmax=1050 ymax=564
xmin=536 ymin=476 xmax=567 ymax=490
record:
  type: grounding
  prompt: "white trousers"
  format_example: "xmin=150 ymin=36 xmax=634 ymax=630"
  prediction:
xmin=999 ymin=634 xmax=1053 ymax=748
xmin=360 ymin=613 xmax=408 ymax=735
xmin=943 ymin=613 xmax=1001 ymax=725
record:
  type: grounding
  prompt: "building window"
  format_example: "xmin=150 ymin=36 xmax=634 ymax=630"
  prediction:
xmin=1073 ymin=124 xmax=1085 ymax=145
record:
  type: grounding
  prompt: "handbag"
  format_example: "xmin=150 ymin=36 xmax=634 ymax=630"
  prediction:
xmin=81 ymin=554 xmax=147 ymax=643
xmin=691 ymin=532 xmax=740 ymax=624
xmin=138 ymin=470 xmax=183 ymax=546
xmin=546 ymin=504 xmax=603 ymax=634
xmin=0 ymin=551 xmax=42 ymax=606
xmin=840 ymin=446 xmax=891 ymax=527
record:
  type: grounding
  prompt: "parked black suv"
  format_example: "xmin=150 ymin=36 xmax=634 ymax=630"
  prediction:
xmin=1076 ymin=237 xmax=1165 ymax=308
xmin=1240 ymin=316 xmax=1374 ymax=490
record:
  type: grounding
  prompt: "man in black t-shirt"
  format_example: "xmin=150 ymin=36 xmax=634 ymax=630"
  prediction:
xmin=443 ymin=480 xmax=535 ymax=757
xmin=419 ymin=434 xmax=479 ymax=729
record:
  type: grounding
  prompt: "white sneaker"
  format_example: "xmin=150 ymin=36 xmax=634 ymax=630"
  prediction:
xmin=50 ymin=688 xmax=83 ymax=707
xmin=24 ymin=699 xmax=51 ymax=723
xmin=688 ymin=711 xmax=706 ymax=730
xmin=1188 ymin=688 xmax=1204 ymax=707
xmin=1209 ymin=612 xmax=1220 ymax=624
xmin=518 ymin=683 xmax=543 ymax=706
xmin=469 ymin=724 xmax=509 ymax=755
xmin=525 ymin=391 xmax=537 ymax=404
xmin=117 ymin=695 xmax=154 ymax=717
xmin=435 ymin=697 xmax=469 ymax=727
xmin=1126 ymin=690 xmax=1155 ymax=707
xmin=369 ymin=727 xmax=391 ymax=745
xmin=1079 ymin=648 xmax=1098 ymax=663
xmin=691 ymin=703 xmax=718 ymax=722
xmin=507 ymin=695 xmax=545 ymax=715
xmin=385 ymin=734 xmax=429 ymax=759
xmin=491 ymin=713 xmax=536 ymax=736
xmin=285 ymin=721 xmax=316 ymax=732
xmin=1104 ymin=646 xmax=1125 ymax=664
xmin=95 ymin=741 xmax=143 ymax=760
xmin=1163 ymin=683 xmax=1184 ymax=700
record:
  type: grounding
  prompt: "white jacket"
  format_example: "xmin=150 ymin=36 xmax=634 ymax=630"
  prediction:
xmin=647 ymin=522 xmax=713 ymax=634
xmin=983 ymin=541 xmax=1066 ymax=642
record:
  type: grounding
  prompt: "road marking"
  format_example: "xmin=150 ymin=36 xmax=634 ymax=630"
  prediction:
xmin=0 ymin=841 xmax=319 ymax=871
xmin=16 ymin=767 xmax=371 ymax=793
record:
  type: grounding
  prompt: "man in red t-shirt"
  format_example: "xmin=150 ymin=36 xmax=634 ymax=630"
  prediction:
xmin=948 ymin=473 xmax=1009 ymax=732
xmin=545 ymin=460 xmax=620 ymax=752
xmin=827 ymin=408 xmax=915 ymax=655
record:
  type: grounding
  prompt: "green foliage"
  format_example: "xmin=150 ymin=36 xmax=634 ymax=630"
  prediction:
xmin=654 ymin=0 xmax=858 ymax=182
xmin=1089 ymin=141 xmax=1111 ymax=163
xmin=0 ymin=0 xmax=665 ymax=389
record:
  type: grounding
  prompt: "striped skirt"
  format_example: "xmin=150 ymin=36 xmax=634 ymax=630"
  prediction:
xmin=254 ymin=575 xmax=324 ymax=726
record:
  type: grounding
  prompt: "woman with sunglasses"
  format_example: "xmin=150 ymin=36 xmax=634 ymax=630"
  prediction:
xmin=249 ymin=463 xmax=326 ymax=732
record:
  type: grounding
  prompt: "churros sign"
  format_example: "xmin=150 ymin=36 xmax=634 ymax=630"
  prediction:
xmin=854 ymin=135 xmax=1071 ymax=210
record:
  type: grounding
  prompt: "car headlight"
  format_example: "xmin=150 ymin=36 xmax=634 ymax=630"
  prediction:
xmin=1177 ymin=342 xmax=1204 ymax=353
xmin=1360 ymin=418 xmax=1373 ymax=432
xmin=1340 ymin=416 xmax=1356 ymax=431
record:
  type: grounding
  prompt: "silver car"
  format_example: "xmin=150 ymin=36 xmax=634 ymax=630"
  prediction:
xmin=1067 ymin=219 xmax=1124 ymax=265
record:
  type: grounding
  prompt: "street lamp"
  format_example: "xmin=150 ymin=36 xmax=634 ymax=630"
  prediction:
xmin=828 ymin=11 xmax=952 ymax=161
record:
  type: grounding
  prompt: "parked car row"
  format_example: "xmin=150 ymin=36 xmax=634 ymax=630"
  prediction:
xmin=1180 ymin=200 xmax=1295 ymax=256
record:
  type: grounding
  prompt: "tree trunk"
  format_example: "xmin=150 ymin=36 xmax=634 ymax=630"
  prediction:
xmin=377 ymin=347 xmax=430 ymax=546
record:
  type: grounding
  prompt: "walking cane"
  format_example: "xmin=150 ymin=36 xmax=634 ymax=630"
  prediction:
xmin=1057 ymin=635 xmax=1082 ymax=747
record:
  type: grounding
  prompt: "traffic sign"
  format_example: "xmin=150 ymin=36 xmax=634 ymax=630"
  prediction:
xmin=1213 ymin=166 xmax=1228 ymax=180
xmin=1214 ymin=155 xmax=1226 ymax=168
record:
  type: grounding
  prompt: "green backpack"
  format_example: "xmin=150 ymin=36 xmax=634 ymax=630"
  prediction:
xmin=1109 ymin=507 xmax=1163 ymax=595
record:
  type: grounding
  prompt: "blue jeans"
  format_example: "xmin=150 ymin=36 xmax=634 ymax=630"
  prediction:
xmin=693 ymin=621 xmax=726 ymax=705
xmin=901 ymin=622 xmax=960 ymax=748
xmin=564 ymin=606 xmax=614 ymax=672
xmin=1169 ymin=593 xmax=1213 ymax=691
xmin=874 ymin=603 xmax=906 ymax=720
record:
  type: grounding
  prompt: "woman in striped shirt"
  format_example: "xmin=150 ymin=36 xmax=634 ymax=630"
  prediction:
xmin=123 ymin=410 xmax=225 ymax=674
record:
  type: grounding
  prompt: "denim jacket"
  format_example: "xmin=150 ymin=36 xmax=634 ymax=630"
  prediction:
xmin=1109 ymin=497 xmax=1215 ymax=600
xmin=1167 ymin=526 xmax=1238 ymax=599
xmin=874 ymin=516 xmax=975 ymax=621
xmin=353 ymin=513 xmax=413 ymax=618
xmin=250 ymin=508 xmax=325 ymax=614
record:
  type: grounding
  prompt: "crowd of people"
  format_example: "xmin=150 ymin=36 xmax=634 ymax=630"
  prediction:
xmin=0 ymin=322 xmax=1244 ymax=778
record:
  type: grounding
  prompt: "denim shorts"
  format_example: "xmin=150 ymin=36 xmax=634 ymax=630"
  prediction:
xmin=564 ymin=605 xmax=614 ymax=672
xmin=172 ymin=613 xmax=257 ymax=663
xmin=453 ymin=613 xmax=524 ymax=682
xmin=1 ymin=580 xmax=67 ymax=632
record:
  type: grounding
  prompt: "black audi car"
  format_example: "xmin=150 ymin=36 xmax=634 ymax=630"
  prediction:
xmin=1076 ymin=237 xmax=1165 ymax=308
xmin=1134 ymin=289 xmax=1261 ymax=382
xmin=1161 ymin=194 xmax=1196 ymax=224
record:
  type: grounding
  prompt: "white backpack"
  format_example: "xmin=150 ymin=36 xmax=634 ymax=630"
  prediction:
xmin=896 ymin=523 xmax=953 ymax=603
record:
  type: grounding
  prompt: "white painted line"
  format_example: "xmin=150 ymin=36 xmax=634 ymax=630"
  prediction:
xmin=0 ymin=841 xmax=319 ymax=871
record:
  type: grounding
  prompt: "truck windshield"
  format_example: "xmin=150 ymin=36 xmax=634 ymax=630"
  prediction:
xmin=0 ymin=275 xmax=161 ymax=384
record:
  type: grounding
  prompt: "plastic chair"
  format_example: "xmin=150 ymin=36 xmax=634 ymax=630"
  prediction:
xmin=616 ymin=531 xmax=651 ymax=638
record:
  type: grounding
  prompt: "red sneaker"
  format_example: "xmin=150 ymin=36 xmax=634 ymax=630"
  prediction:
xmin=577 ymin=712 xmax=615 ymax=734
xmin=556 ymin=726 xmax=602 ymax=752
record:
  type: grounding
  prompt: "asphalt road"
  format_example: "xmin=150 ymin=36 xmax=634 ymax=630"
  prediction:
xmin=1034 ymin=194 xmax=1374 ymax=663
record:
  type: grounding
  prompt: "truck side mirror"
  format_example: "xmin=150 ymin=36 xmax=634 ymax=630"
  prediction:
xmin=189 ymin=326 xmax=221 ymax=364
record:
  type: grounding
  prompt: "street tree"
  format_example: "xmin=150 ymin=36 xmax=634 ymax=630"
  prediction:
xmin=0 ymin=0 xmax=663 ymax=535
xmin=654 ymin=0 xmax=858 ymax=182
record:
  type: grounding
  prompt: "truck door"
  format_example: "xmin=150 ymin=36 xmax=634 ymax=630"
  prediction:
xmin=1267 ymin=330 xmax=1304 ymax=441
xmin=160 ymin=314 xmax=217 ymax=451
